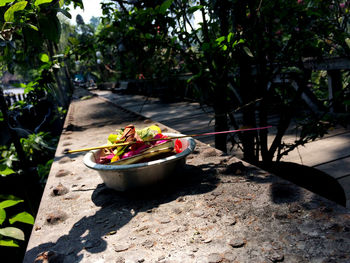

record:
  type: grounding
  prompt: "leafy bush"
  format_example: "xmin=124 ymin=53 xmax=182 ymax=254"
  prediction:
xmin=0 ymin=195 xmax=34 ymax=248
xmin=20 ymin=132 xmax=57 ymax=165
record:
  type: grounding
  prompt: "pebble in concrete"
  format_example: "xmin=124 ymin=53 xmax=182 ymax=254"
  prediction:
xmin=207 ymin=253 xmax=223 ymax=263
xmin=115 ymin=256 xmax=125 ymax=263
xmin=55 ymin=169 xmax=71 ymax=177
xmin=114 ymin=243 xmax=130 ymax=252
xmin=228 ymin=237 xmax=246 ymax=248
xmin=45 ymin=211 xmax=67 ymax=225
xmin=51 ymin=183 xmax=69 ymax=196
xmin=223 ymin=252 xmax=236 ymax=261
xmin=192 ymin=210 xmax=205 ymax=217
xmin=34 ymin=250 xmax=65 ymax=263
xmin=142 ymin=239 xmax=154 ymax=248
xmin=267 ymin=251 xmax=285 ymax=262
xmin=159 ymin=217 xmax=171 ymax=224
xmin=58 ymin=156 xmax=73 ymax=164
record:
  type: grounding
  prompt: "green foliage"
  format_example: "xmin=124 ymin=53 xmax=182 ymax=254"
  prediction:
xmin=4 ymin=1 xmax=27 ymax=22
xmin=0 ymin=0 xmax=78 ymax=256
xmin=37 ymin=159 xmax=53 ymax=185
xmin=93 ymin=0 xmax=349 ymax=163
xmin=39 ymin=53 xmax=50 ymax=63
xmin=9 ymin=211 xmax=34 ymax=225
xmin=39 ymin=15 xmax=62 ymax=43
xmin=0 ymin=195 xmax=33 ymax=247
xmin=0 ymin=144 xmax=18 ymax=169
xmin=34 ymin=0 xmax=53 ymax=6
xmin=158 ymin=0 xmax=173 ymax=14
xmin=20 ymin=132 xmax=56 ymax=162
xmin=0 ymin=1 xmax=15 ymax=8
xmin=0 ymin=131 xmax=57 ymax=180
xmin=0 ymin=165 xmax=15 ymax=176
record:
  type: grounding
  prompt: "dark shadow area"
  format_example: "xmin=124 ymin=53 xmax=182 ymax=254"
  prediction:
xmin=219 ymin=160 xmax=345 ymax=206
xmin=261 ymin=161 xmax=346 ymax=206
xmin=220 ymin=160 xmax=304 ymax=204
xmin=24 ymin=163 xmax=219 ymax=263
xmin=65 ymin=123 xmax=85 ymax=132
xmin=270 ymin=181 xmax=303 ymax=204
xmin=0 ymin=173 xmax=43 ymax=263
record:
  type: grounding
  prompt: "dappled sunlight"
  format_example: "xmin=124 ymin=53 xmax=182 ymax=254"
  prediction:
xmin=281 ymin=128 xmax=350 ymax=166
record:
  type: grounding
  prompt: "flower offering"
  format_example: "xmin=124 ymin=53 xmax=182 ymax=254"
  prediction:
xmin=97 ymin=124 xmax=183 ymax=165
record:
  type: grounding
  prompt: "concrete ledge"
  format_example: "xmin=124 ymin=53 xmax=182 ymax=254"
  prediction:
xmin=24 ymin=88 xmax=350 ymax=263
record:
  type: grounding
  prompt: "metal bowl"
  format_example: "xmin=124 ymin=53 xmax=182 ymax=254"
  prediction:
xmin=83 ymin=133 xmax=196 ymax=191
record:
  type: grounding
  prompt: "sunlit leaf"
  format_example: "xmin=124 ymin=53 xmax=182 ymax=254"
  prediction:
xmin=9 ymin=212 xmax=34 ymax=225
xmin=0 ymin=239 xmax=19 ymax=247
xmin=345 ymin=38 xmax=350 ymax=49
xmin=0 ymin=0 xmax=15 ymax=7
xmin=243 ymin=46 xmax=253 ymax=57
xmin=215 ymin=36 xmax=225 ymax=45
xmin=4 ymin=1 xmax=27 ymax=22
xmin=227 ymin=32 xmax=234 ymax=43
xmin=232 ymin=39 xmax=244 ymax=48
xmin=0 ymin=166 xmax=15 ymax=176
xmin=0 ymin=209 xmax=5 ymax=225
xmin=39 ymin=53 xmax=50 ymax=63
xmin=34 ymin=0 xmax=53 ymax=6
xmin=0 ymin=227 xmax=25 ymax=240
xmin=27 ymin=23 xmax=39 ymax=31
xmin=0 ymin=199 xmax=23 ymax=209
xmin=59 ymin=0 xmax=64 ymax=7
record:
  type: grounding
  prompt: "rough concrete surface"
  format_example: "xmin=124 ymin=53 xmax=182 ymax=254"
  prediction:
xmin=24 ymin=88 xmax=350 ymax=263
xmin=94 ymin=90 xmax=350 ymax=207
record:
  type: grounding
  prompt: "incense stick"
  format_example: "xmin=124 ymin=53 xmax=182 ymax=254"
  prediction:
xmin=65 ymin=126 xmax=272 ymax=154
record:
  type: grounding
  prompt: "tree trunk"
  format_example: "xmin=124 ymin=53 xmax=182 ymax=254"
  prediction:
xmin=239 ymin=56 xmax=258 ymax=163
xmin=212 ymin=0 xmax=230 ymax=152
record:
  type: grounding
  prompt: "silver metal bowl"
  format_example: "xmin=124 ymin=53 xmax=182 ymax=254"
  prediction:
xmin=83 ymin=133 xmax=196 ymax=191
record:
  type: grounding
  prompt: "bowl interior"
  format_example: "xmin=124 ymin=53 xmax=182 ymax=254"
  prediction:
xmin=83 ymin=133 xmax=196 ymax=171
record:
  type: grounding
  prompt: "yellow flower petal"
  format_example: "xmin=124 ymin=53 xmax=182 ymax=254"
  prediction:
xmin=111 ymin=155 xmax=120 ymax=162
xmin=148 ymin=125 xmax=161 ymax=134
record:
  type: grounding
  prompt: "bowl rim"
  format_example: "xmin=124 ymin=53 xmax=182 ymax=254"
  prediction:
xmin=83 ymin=132 xmax=196 ymax=171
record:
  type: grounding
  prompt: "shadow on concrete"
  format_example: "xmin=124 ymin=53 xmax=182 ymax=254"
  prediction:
xmin=25 ymin=163 xmax=219 ymax=262
xmin=263 ymin=161 xmax=346 ymax=206
xmin=218 ymin=159 xmax=346 ymax=206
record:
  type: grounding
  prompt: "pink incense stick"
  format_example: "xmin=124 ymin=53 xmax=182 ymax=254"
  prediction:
xmin=66 ymin=126 xmax=272 ymax=154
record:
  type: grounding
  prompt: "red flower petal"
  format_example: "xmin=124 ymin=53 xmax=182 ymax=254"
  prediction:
xmin=174 ymin=139 xmax=183 ymax=153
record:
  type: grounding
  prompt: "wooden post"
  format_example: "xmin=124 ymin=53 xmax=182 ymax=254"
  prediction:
xmin=327 ymin=69 xmax=343 ymax=112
